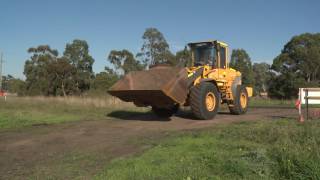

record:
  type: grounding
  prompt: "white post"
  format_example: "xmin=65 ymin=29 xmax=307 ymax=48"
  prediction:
xmin=299 ymin=88 xmax=301 ymax=115
xmin=298 ymin=88 xmax=304 ymax=122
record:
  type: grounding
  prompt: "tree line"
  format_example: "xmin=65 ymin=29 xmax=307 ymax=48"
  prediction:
xmin=2 ymin=29 xmax=319 ymax=99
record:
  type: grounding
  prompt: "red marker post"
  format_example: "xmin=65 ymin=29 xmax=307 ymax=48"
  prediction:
xmin=0 ymin=90 xmax=6 ymax=101
xmin=295 ymin=99 xmax=304 ymax=123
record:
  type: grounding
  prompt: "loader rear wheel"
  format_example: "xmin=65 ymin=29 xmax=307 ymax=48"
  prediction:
xmin=190 ymin=82 xmax=220 ymax=120
xmin=152 ymin=105 xmax=179 ymax=118
xmin=229 ymin=85 xmax=248 ymax=115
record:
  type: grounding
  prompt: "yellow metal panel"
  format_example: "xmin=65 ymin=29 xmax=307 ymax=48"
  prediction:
xmin=226 ymin=45 xmax=229 ymax=68
xmin=246 ymin=87 xmax=253 ymax=97
xmin=217 ymin=82 xmax=224 ymax=86
xmin=216 ymin=40 xmax=228 ymax=47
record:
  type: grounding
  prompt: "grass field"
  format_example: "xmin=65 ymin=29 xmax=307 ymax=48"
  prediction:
xmin=0 ymin=96 xmax=295 ymax=130
xmin=249 ymin=98 xmax=295 ymax=108
xmin=0 ymin=96 xmax=147 ymax=130
xmin=97 ymin=119 xmax=320 ymax=180
xmin=1 ymin=96 xmax=319 ymax=179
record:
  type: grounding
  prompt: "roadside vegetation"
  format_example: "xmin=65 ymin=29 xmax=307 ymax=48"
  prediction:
xmin=97 ymin=119 xmax=320 ymax=180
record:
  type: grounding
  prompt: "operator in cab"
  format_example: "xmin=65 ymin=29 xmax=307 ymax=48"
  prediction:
xmin=194 ymin=43 xmax=217 ymax=68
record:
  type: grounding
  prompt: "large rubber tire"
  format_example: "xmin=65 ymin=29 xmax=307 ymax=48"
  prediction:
xmin=152 ymin=105 xmax=179 ymax=118
xmin=190 ymin=82 xmax=220 ymax=120
xmin=229 ymin=85 xmax=249 ymax=115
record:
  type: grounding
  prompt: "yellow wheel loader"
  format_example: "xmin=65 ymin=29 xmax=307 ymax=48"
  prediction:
xmin=108 ymin=40 xmax=253 ymax=120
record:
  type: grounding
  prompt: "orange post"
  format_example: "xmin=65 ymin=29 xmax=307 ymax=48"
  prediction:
xmin=296 ymin=98 xmax=304 ymax=123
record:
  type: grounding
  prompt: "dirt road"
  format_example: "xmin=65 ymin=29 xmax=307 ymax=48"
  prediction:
xmin=0 ymin=107 xmax=297 ymax=179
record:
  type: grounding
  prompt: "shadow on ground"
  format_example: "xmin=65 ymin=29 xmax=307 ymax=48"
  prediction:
xmin=107 ymin=110 xmax=171 ymax=121
xmin=107 ymin=109 xmax=235 ymax=121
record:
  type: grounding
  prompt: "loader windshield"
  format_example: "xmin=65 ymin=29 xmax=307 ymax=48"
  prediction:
xmin=193 ymin=44 xmax=216 ymax=66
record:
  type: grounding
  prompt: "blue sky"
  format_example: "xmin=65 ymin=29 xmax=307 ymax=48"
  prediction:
xmin=1 ymin=0 xmax=319 ymax=78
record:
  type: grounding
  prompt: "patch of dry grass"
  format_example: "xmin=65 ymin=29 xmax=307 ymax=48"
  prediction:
xmin=0 ymin=96 xmax=148 ymax=130
xmin=18 ymin=95 xmax=134 ymax=108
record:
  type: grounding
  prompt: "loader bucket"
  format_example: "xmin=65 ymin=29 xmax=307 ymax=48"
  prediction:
xmin=108 ymin=66 xmax=189 ymax=108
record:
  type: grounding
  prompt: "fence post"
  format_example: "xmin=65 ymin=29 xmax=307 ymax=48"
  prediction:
xmin=298 ymin=88 xmax=304 ymax=123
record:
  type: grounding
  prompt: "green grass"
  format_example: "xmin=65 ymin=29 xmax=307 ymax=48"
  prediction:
xmin=2 ymin=96 xmax=320 ymax=179
xmin=249 ymin=98 xmax=320 ymax=108
xmin=27 ymin=151 xmax=110 ymax=180
xmin=249 ymin=98 xmax=295 ymax=108
xmin=96 ymin=119 xmax=320 ymax=180
xmin=0 ymin=96 xmax=147 ymax=130
xmin=0 ymin=96 xmax=309 ymax=130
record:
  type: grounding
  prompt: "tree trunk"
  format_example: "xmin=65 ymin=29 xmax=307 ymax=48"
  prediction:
xmin=307 ymin=73 xmax=311 ymax=83
xmin=313 ymin=66 xmax=319 ymax=81
xmin=61 ymin=82 xmax=67 ymax=97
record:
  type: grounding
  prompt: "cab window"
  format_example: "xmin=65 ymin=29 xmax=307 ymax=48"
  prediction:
xmin=194 ymin=45 xmax=216 ymax=66
xmin=219 ymin=46 xmax=226 ymax=68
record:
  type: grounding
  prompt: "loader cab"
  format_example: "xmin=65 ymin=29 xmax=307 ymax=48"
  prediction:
xmin=188 ymin=40 xmax=228 ymax=69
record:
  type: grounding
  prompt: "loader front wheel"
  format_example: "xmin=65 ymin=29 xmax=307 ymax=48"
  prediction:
xmin=190 ymin=82 xmax=220 ymax=120
xmin=229 ymin=85 xmax=248 ymax=115
xmin=152 ymin=105 xmax=178 ymax=118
